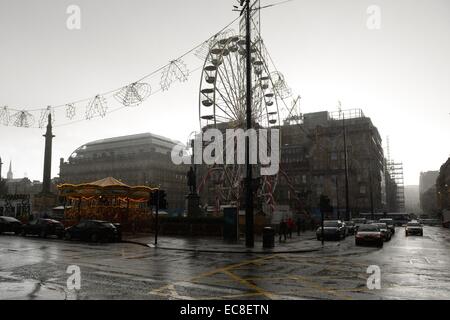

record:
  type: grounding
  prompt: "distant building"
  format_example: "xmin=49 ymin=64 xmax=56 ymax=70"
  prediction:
xmin=0 ymin=160 xmax=46 ymax=217
xmin=59 ymin=133 xmax=188 ymax=213
xmin=404 ymin=185 xmax=421 ymax=214
xmin=420 ymin=171 xmax=439 ymax=194
xmin=5 ymin=178 xmax=42 ymax=195
xmin=7 ymin=160 xmax=13 ymax=180
xmin=437 ymin=158 xmax=450 ymax=214
xmin=419 ymin=170 xmax=439 ymax=214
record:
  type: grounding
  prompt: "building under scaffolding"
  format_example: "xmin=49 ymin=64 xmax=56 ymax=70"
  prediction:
xmin=385 ymin=160 xmax=406 ymax=212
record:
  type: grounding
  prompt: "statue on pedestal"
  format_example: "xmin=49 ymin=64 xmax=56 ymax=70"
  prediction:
xmin=187 ymin=166 xmax=197 ymax=195
xmin=186 ymin=166 xmax=201 ymax=217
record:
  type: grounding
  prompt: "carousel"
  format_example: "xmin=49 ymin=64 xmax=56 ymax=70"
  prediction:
xmin=58 ymin=177 xmax=158 ymax=231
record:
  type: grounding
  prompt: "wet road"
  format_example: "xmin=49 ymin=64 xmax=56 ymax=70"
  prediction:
xmin=1 ymin=226 xmax=450 ymax=299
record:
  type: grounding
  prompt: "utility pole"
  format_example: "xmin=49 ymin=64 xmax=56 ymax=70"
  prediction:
xmin=335 ymin=175 xmax=340 ymax=220
xmin=321 ymin=208 xmax=324 ymax=246
xmin=342 ymin=113 xmax=350 ymax=221
xmin=244 ymin=0 xmax=254 ymax=248
xmin=368 ymin=159 xmax=374 ymax=220
xmin=154 ymin=188 xmax=160 ymax=246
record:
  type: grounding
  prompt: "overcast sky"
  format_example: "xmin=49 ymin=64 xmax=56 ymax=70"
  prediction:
xmin=0 ymin=0 xmax=449 ymax=186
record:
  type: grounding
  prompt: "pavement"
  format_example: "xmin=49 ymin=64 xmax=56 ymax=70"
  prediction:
xmin=121 ymin=231 xmax=331 ymax=253
xmin=1 ymin=225 xmax=450 ymax=299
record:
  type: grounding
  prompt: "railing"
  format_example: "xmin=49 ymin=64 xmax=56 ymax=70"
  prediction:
xmin=329 ymin=109 xmax=365 ymax=121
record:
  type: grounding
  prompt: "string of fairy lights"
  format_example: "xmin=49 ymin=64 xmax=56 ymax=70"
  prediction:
xmin=0 ymin=0 xmax=298 ymax=130
xmin=0 ymin=17 xmax=241 ymax=129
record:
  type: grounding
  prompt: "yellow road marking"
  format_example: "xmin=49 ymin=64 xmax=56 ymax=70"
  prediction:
xmin=222 ymin=270 xmax=275 ymax=299
xmin=149 ymin=254 xmax=278 ymax=298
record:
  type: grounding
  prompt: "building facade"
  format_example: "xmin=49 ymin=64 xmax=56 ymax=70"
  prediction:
xmin=196 ymin=109 xmax=391 ymax=219
xmin=274 ymin=109 xmax=385 ymax=219
xmin=437 ymin=158 xmax=450 ymax=213
xmin=59 ymin=133 xmax=188 ymax=213
xmin=419 ymin=170 xmax=439 ymax=215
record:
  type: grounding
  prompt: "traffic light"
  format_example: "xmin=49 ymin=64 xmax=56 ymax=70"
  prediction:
xmin=158 ymin=190 xmax=168 ymax=210
xmin=319 ymin=195 xmax=332 ymax=213
xmin=148 ymin=189 xmax=168 ymax=210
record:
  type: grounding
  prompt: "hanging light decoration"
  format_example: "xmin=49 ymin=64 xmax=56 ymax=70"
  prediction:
xmin=65 ymin=104 xmax=76 ymax=120
xmin=38 ymin=106 xmax=55 ymax=128
xmin=160 ymin=59 xmax=189 ymax=91
xmin=0 ymin=106 xmax=10 ymax=126
xmin=12 ymin=110 xmax=35 ymax=128
xmin=86 ymin=95 xmax=108 ymax=120
xmin=114 ymin=82 xmax=151 ymax=107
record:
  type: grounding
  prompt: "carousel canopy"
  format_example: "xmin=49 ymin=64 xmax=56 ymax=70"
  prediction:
xmin=58 ymin=177 xmax=158 ymax=202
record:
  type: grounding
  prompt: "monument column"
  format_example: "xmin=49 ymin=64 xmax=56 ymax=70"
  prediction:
xmin=42 ymin=114 xmax=55 ymax=194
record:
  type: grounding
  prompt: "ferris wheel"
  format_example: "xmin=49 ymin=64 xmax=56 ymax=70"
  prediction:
xmin=197 ymin=30 xmax=290 ymax=213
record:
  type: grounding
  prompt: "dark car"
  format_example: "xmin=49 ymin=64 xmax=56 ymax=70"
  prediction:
xmin=345 ymin=221 xmax=356 ymax=235
xmin=372 ymin=222 xmax=392 ymax=241
xmin=379 ymin=218 xmax=395 ymax=234
xmin=21 ymin=218 xmax=65 ymax=239
xmin=0 ymin=216 xmax=23 ymax=235
xmin=355 ymin=224 xmax=383 ymax=247
xmin=351 ymin=218 xmax=366 ymax=232
xmin=65 ymin=220 xmax=120 ymax=243
xmin=405 ymin=221 xmax=423 ymax=236
xmin=316 ymin=220 xmax=346 ymax=241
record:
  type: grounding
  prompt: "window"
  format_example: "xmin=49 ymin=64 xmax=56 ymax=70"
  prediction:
xmin=330 ymin=152 xmax=337 ymax=161
xmin=360 ymin=185 xmax=366 ymax=194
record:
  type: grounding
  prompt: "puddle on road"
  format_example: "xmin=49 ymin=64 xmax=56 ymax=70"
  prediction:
xmin=0 ymin=280 xmax=67 ymax=300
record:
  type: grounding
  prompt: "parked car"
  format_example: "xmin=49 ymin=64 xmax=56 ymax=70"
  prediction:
xmin=21 ymin=218 xmax=65 ymax=239
xmin=344 ymin=221 xmax=356 ymax=235
xmin=419 ymin=219 xmax=440 ymax=226
xmin=0 ymin=216 xmax=23 ymax=235
xmin=316 ymin=220 xmax=346 ymax=241
xmin=65 ymin=220 xmax=120 ymax=243
xmin=351 ymin=218 xmax=366 ymax=232
xmin=355 ymin=224 xmax=384 ymax=247
xmin=372 ymin=222 xmax=392 ymax=241
xmin=379 ymin=218 xmax=395 ymax=234
xmin=405 ymin=221 xmax=423 ymax=236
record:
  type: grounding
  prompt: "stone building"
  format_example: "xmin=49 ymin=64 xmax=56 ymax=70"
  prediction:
xmin=419 ymin=170 xmax=439 ymax=214
xmin=437 ymin=157 xmax=450 ymax=213
xmin=196 ymin=109 xmax=391 ymax=219
xmin=59 ymin=133 xmax=188 ymax=213
xmin=274 ymin=109 xmax=385 ymax=219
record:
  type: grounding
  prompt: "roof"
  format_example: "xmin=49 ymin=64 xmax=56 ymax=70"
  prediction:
xmin=69 ymin=132 xmax=184 ymax=160
xmin=89 ymin=177 xmax=129 ymax=187
xmin=57 ymin=176 xmax=158 ymax=201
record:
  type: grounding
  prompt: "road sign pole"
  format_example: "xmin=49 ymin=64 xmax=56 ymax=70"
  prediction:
xmin=154 ymin=189 xmax=159 ymax=246
xmin=321 ymin=209 xmax=324 ymax=246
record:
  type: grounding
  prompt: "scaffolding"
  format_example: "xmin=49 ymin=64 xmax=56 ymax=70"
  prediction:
xmin=386 ymin=161 xmax=406 ymax=212
xmin=384 ymin=137 xmax=405 ymax=212
xmin=329 ymin=109 xmax=365 ymax=121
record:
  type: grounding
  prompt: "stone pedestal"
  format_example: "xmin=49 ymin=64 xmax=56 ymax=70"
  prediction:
xmin=186 ymin=193 xmax=202 ymax=217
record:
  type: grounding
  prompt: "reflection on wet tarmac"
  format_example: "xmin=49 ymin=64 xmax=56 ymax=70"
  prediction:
xmin=1 ymin=226 xmax=450 ymax=299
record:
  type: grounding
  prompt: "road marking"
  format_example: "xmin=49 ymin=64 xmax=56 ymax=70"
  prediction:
xmin=288 ymin=274 xmax=354 ymax=300
xmin=222 ymin=270 xmax=275 ymax=299
xmin=149 ymin=254 xmax=278 ymax=299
